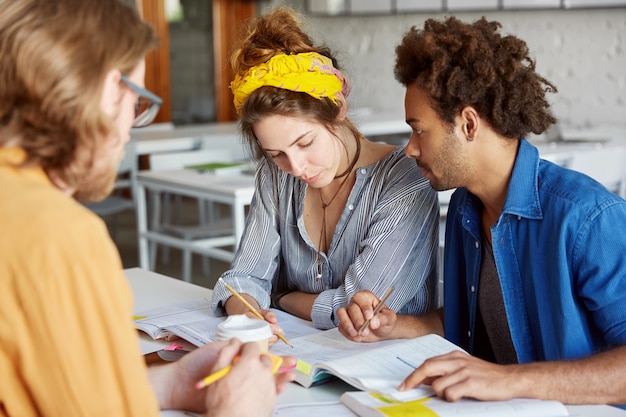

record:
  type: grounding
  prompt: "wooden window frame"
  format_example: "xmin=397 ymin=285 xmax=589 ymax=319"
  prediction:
xmin=138 ymin=0 xmax=255 ymax=123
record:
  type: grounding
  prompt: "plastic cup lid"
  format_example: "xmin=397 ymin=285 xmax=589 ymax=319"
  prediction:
xmin=215 ymin=314 xmax=272 ymax=343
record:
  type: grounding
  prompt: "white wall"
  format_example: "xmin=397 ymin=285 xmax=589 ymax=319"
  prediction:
xmin=260 ymin=3 xmax=626 ymax=131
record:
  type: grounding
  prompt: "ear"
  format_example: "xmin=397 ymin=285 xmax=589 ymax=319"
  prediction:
xmin=459 ymin=106 xmax=480 ymax=141
xmin=100 ymin=69 xmax=123 ymax=117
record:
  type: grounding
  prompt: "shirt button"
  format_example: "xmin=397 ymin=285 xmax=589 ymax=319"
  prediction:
xmin=348 ymin=204 xmax=354 ymax=210
xmin=359 ymin=168 xmax=366 ymax=175
xmin=518 ymin=216 xmax=521 ymax=220
xmin=475 ymin=241 xmax=479 ymax=248
xmin=471 ymin=285 xmax=475 ymax=292
xmin=467 ymin=330 xmax=471 ymax=337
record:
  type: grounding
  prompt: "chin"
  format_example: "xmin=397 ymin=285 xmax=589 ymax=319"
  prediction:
xmin=74 ymin=174 xmax=117 ymax=202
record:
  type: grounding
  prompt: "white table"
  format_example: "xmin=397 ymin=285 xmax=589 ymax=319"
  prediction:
xmin=126 ymin=267 xmax=355 ymax=411
xmin=132 ymin=122 xmax=239 ymax=156
xmin=135 ymin=170 xmax=255 ymax=270
xmin=124 ymin=267 xmax=626 ymax=417
xmin=352 ymin=110 xmax=410 ymax=138
xmin=131 ymin=114 xmax=413 ymax=158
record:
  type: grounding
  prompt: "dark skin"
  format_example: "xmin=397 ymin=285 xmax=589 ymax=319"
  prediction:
xmin=337 ymin=84 xmax=626 ymax=405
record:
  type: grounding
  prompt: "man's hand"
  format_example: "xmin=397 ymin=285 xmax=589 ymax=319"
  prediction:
xmin=203 ymin=340 xmax=295 ymax=417
xmin=148 ymin=339 xmax=296 ymax=416
xmin=399 ymin=350 xmax=525 ymax=402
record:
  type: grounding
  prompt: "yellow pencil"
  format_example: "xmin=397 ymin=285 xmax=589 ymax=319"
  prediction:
xmin=220 ymin=278 xmax=293 ymax=348
xmin=195 ymin=352 xmax=285 ymax=390
xmin=195 ymin=363 xmax=233 ymax=389
xmin=358 ymin=287 xmax=394 ymax=334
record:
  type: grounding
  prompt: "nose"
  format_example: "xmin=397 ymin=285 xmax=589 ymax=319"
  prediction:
xmin=404 ymin=134 xmax=421 ymax=160
xmin=285 ymin=153 xmax=305 ymax=177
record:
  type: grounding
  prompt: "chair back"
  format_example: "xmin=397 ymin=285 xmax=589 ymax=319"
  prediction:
xmin=542 ymin=151 xmax=574 ymax=168
xmin=81 ymin=140 xmax=138 ymax=238
xmin=114 ymin=140 xmax=138 ymax=190
xmin=568 ymin=146 xmax=626 ymax=198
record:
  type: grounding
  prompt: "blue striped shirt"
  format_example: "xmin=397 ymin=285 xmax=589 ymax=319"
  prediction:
xmin=211 ymin=146 xmax=439 ymax=329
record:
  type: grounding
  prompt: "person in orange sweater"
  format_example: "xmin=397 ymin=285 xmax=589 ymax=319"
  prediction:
xmin=0 ymin=1 xmax=294 ymax=416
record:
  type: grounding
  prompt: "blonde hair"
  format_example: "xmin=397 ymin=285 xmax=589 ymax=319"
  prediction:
xmin=0 ymin=0 xmax=158 ymax=187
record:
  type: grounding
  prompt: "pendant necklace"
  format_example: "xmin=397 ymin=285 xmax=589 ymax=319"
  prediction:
xmin=315 ymin=137 xmax=362 ymax=280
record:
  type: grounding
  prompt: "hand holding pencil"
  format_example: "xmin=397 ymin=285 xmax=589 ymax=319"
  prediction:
xmin=191 ymin=339 xmax=296 ymax=416
xmin=220 ymin=278 xmax=293 ymax=348
xmin=358 ymin=287 xmax=394 ymax=334
xmin=195 ymin=351 xmax=288 ymax=389
xmin=336 ymin=288 xmax=397 ymax=343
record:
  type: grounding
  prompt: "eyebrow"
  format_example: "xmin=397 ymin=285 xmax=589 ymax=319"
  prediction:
xmin=262 ymin=130 xmax=312 ymax=152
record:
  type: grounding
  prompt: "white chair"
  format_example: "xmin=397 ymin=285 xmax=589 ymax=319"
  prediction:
xmin=542 ymin=151 xmax=574 ymax=168
xmin=568 ymin=146 xmax=626 ymax=198
xmin=148 ymin=148 xmax=237 ymax=282
xmin=83 ymin=141 xmax=137 ymax=242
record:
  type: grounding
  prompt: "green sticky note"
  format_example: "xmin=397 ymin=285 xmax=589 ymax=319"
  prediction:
xmin=185 ymin=162 xmax=244 ymax=170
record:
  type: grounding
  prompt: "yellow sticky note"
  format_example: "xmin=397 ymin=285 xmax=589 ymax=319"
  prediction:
xmin=295 ymin=359 xmax=312 ymax=375
xmin=133 ymin=315 xmax=147 ymax=321
xmin=377 ymin=398 xmax=438 ymax=417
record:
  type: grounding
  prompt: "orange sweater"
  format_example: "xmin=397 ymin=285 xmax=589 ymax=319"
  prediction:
xmin=0 ymin=147 xmax=160 ymax=416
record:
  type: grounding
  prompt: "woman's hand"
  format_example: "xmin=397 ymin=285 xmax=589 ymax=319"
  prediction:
xmin=337 ymin=290 xmax=398 ymax=342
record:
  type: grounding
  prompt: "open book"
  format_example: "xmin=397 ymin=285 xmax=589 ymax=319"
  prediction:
xmin=134 ymin=300 xmax=320 ymax=347
xmin=270 ymin=329 xmax=464 ymax=397
xmin=340 ymin=391 xmax=569 ymax=417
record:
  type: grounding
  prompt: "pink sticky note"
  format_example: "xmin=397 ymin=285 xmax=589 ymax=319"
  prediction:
xmin=164 ymin=342 xmax=184 ymax=351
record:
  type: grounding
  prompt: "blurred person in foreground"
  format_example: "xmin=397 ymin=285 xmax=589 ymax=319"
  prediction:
xmin=0 ymin=1 xmax=294 ymax=416
xmin=338 ymin=16 xmax=626 ymax=407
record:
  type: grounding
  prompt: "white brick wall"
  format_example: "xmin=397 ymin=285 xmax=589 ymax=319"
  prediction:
xmin=260 ymin=3 xmax=626 ymax=131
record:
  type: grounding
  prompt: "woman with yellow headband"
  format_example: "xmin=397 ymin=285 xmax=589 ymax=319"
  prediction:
xmin=211 ymin=7 xmax=439 ymax=336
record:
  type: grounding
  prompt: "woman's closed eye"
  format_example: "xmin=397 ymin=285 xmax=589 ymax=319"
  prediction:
xmin=298 ymin=139 xmax=314 ymax=149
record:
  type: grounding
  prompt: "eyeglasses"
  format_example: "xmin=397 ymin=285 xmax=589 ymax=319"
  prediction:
xmin=120 ymin=75 xmax=163 ymax=128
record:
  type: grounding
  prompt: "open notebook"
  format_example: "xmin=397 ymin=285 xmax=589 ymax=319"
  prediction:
xmin=271 ymin=328 xmax=463 ymax=398
xmin=134 ymin=299 xmax=319 ymax=347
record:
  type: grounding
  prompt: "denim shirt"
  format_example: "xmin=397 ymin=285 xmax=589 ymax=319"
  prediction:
xmin=444 ymin=139 xmax=626 ymax=364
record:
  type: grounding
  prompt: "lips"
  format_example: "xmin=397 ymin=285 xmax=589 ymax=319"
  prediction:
xmin=416 ymin=162 xmax=431 ymax=177
xmin=301 ymin=174 xmax=319 ymax=184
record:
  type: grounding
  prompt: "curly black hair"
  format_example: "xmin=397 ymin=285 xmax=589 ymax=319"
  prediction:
xmin=395 ymin=16 xmax=557 ymax=139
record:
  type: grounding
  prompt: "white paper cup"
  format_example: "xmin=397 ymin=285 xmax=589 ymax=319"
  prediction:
xmin=215 ymin=314 xmax=272 ymax=352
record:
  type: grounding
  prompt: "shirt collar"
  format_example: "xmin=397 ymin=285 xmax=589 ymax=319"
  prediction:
xmin=501 ymin=139 xmax=543 ymax=220
xmin=0 ymin=146 xmax=28 ymax=165
xmin=457 ymin=139 xmax=543 ymax=225
xmin=0 ymin=146 xmax=52 ymax=186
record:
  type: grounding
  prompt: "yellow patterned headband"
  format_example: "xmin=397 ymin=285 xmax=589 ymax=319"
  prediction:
xmin=230 ymin=52 xmax=351 ymax=114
